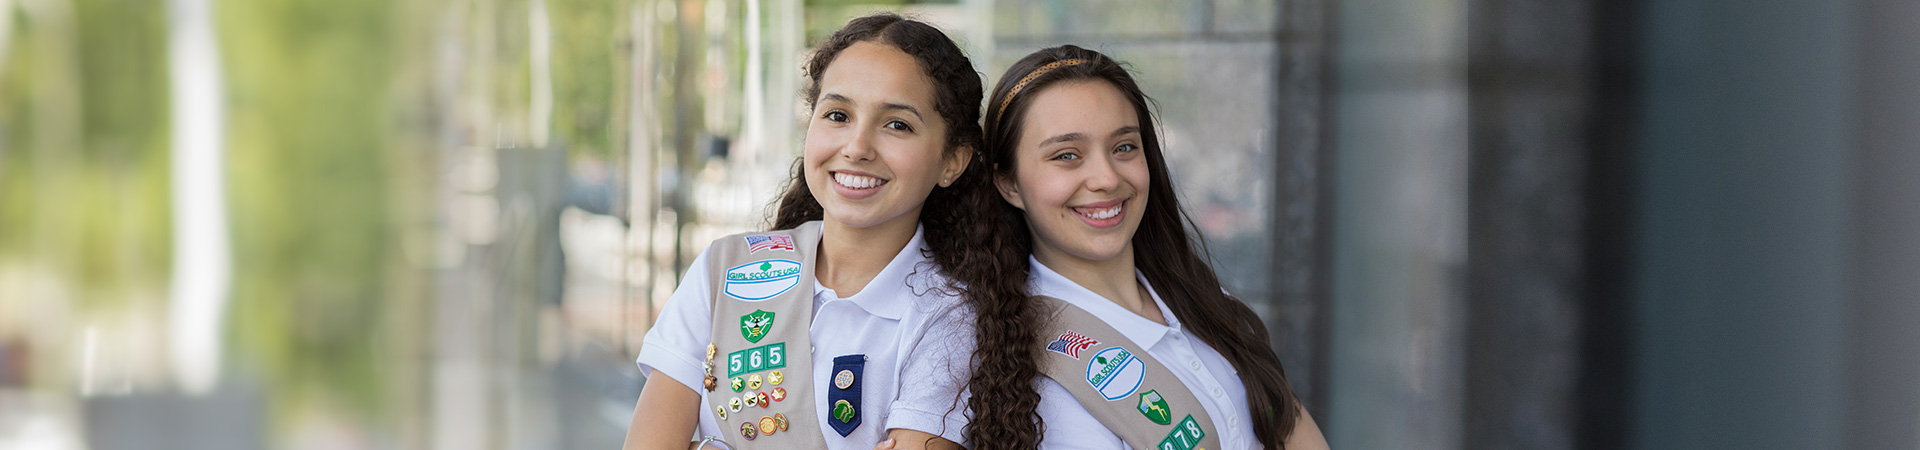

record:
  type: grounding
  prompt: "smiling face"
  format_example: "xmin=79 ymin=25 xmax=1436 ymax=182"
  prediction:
xmin=804 ymin=41 xmax=968 ymax=232
xmin=997 ymin=80 xmax=1150 ymax=266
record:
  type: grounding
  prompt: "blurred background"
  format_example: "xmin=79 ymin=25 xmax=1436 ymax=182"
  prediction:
xmin=1 ymin=0 xmax=1917 ymax=449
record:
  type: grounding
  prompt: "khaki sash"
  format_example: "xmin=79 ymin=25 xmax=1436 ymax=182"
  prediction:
xmin=1035 ymin=295 xmax=1223 ymax=450
xmin=701 ymin=221 xmax=827 ymax=448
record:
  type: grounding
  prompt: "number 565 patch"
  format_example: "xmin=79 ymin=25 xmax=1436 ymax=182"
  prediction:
xmin=1157 ymin=415 xmax=1207 ymax=450
xmin=726 ymin=342 xmax=787 ymax=377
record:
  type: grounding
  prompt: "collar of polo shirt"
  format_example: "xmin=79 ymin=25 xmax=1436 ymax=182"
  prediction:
xmin=814 ymin=225 xmax=929 ymax=321
xmin=1029 ymin=256 xmax=1184 ymax=349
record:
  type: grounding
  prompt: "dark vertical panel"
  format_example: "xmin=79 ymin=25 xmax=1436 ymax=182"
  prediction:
xmin=1631 ymin=0 xmax=1855 ymax=448
xmin=1270 ymin=0 xmax=1338 ymax=416
xmin=1463 ymin=0 xmax=1593 ymax=447
xmin=1577 ymin=0 xmax=1642 ymax=448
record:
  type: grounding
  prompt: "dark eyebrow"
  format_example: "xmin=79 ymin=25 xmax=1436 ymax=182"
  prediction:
xmin=880 ymin=102 xmax=924 ymax=121
xmin=818 ymin=93 xmax=924 ymax=121
xmin=1037 ymin=132 xmax=1087 ymax=148
xmin=1112 ymin=126 xmax=1140 ymax=138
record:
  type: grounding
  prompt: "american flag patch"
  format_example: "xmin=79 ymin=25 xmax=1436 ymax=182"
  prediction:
xmin=744 ymin=234 xmax=796 ymax=254
xmin=1046 ymin=330 xmax=1099 ymax=359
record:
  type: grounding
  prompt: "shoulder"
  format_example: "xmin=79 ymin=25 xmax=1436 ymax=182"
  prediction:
xmin=903 ymin=259 xmax=969 ymax=313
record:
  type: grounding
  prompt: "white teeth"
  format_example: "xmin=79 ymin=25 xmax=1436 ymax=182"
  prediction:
xmin=833 ymin=172 xmax=884 ymax=189
xmin=1079 ymin=205 xmax=1121 ymax=220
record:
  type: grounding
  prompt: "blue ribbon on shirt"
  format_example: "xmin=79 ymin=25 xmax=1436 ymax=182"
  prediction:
xmin=828 ymin=354 xmax=865 ymax=437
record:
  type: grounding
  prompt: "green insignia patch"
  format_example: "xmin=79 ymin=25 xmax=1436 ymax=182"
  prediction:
xmin=1138 ymin=390 xmax=1173 ymax=425
xmin=740 ymin=310 xmax=775 ymax=343
xmin=832 ymin=399 xmax=857 ymax=423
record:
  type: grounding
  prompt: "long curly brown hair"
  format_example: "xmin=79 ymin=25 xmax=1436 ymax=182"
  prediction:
xmin=767 ymin=13 xmax=1048 ymax=448
xmin=976 ymin=45 xmax=1303 ymax=449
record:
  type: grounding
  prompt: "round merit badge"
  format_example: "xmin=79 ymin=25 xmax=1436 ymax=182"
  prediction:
xmin=740 ymin=422 xmax=757 ymax=440
xmin=833 ymin=369 xmax=855 ymax=389
xmin=771 ymin=387 xmax=787 ymax=402
xmin=716 ymin=405 xmax=727 ymax=420
xmin=730 ymin=377 xmax=745 ymax=392
xmin=769 ymin=370 xmax=784 ymax=385
xmin=774 ymin=413 xmax=789 ymax=431
xmin=747 ymin=374 xmax=763 ymax=390
xmin=756 ymin=391 xmax=770 ymax=408
xmin=728 ymin=397 xmax=742 ymax=412
xmin=759 ymin=416 xmax=777 ymax=435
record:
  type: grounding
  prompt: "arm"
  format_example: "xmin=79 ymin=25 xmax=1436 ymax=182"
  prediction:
xmin=624 ymin=249 xmax=717 ymax=450
xmin=621 ymin=370 xmax=704 ymax=450
xmin=1284 ymin=405 xmax=1331 ymax=450
xmin=875 ymin=428 xmax=964 ymax=450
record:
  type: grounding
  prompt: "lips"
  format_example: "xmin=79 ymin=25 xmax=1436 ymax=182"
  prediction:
xmin=1071 ymin=198 xmax=1127 ymax=228
xmin=832 ymin=172 xmax=886 ymax=190
xmin=827 ymin=170 xmax=889 ymax=200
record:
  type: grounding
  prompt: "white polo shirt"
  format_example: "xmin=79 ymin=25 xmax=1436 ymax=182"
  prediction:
xmin=635 ymin=226 xmax=976 ymax=447
xmin=1028 ymin=257 xmax=1261 ymax=450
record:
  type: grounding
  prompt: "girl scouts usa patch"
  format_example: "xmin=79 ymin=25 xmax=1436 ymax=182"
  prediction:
xmin=1085 ymin=347 xmax=1145 ymax=401
xmin=724 ymin=259 xmax=802 ymax=300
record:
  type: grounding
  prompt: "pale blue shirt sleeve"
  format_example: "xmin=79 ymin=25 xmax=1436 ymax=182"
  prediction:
xmin=885 ymin=299 xmax=978 ymax=444
xmin=635 ymin=248 xmax=714 ymax=391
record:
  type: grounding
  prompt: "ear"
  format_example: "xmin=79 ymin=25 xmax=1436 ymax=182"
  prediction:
xmin=940 ymin=144 xmax=974 ymax=187
xmin=994 ymin=165 xmax=1026 ymax=211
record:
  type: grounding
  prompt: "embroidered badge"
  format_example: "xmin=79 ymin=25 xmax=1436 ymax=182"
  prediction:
xmin=744 ymin=234 xmax=796 ymax=254
xmin=1085 ymin=347 xmax=1146 ymax=401
xmin=1046 ymin=330 xmax=1100 ymax=359
xmin=724 ymin=259 xmax=803 ymax=301
xmin=740 ymin=310 xmax=775 ymax=343
xmin=725 ymin=342 xmax=787 ymax=377
xmin=1157 ymin=415 xmax=1207 ymax=450
xmin=1138 ymin=390 xmax=1173 ymax=425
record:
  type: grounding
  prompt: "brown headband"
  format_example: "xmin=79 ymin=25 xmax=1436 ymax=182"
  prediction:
xmin=992 ymin=58 xmax=1089 ymax=127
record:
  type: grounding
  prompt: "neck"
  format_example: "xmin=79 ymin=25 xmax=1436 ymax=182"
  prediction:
xmin=816 ymin=213 xmax=919 ymax=297
xmin=1033 ymin=242 xmax=1156 ymax=320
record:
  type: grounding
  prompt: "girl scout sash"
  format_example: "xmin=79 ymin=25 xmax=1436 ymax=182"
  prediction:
xmin=1035 ymin=295 xmax=1223 ymax=450
xmin=701 ymin=221 xmax=828 ymax=447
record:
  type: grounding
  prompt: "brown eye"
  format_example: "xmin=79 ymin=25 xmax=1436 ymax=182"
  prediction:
xmin=823 ymin=111 xmax=849 ymax=122
xmin=885 ymin=120 xmax=914 ymax=132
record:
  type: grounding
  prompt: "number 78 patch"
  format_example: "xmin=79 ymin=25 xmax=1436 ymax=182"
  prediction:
xmin=1157 ymin=414 xmax=1207 ymax=450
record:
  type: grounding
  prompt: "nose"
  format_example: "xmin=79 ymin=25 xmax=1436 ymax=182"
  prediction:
xmin=1083 ymin=151 xmax=1122 ymax=192
xmin=838 ymin=126 xmax=877 ymax=162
